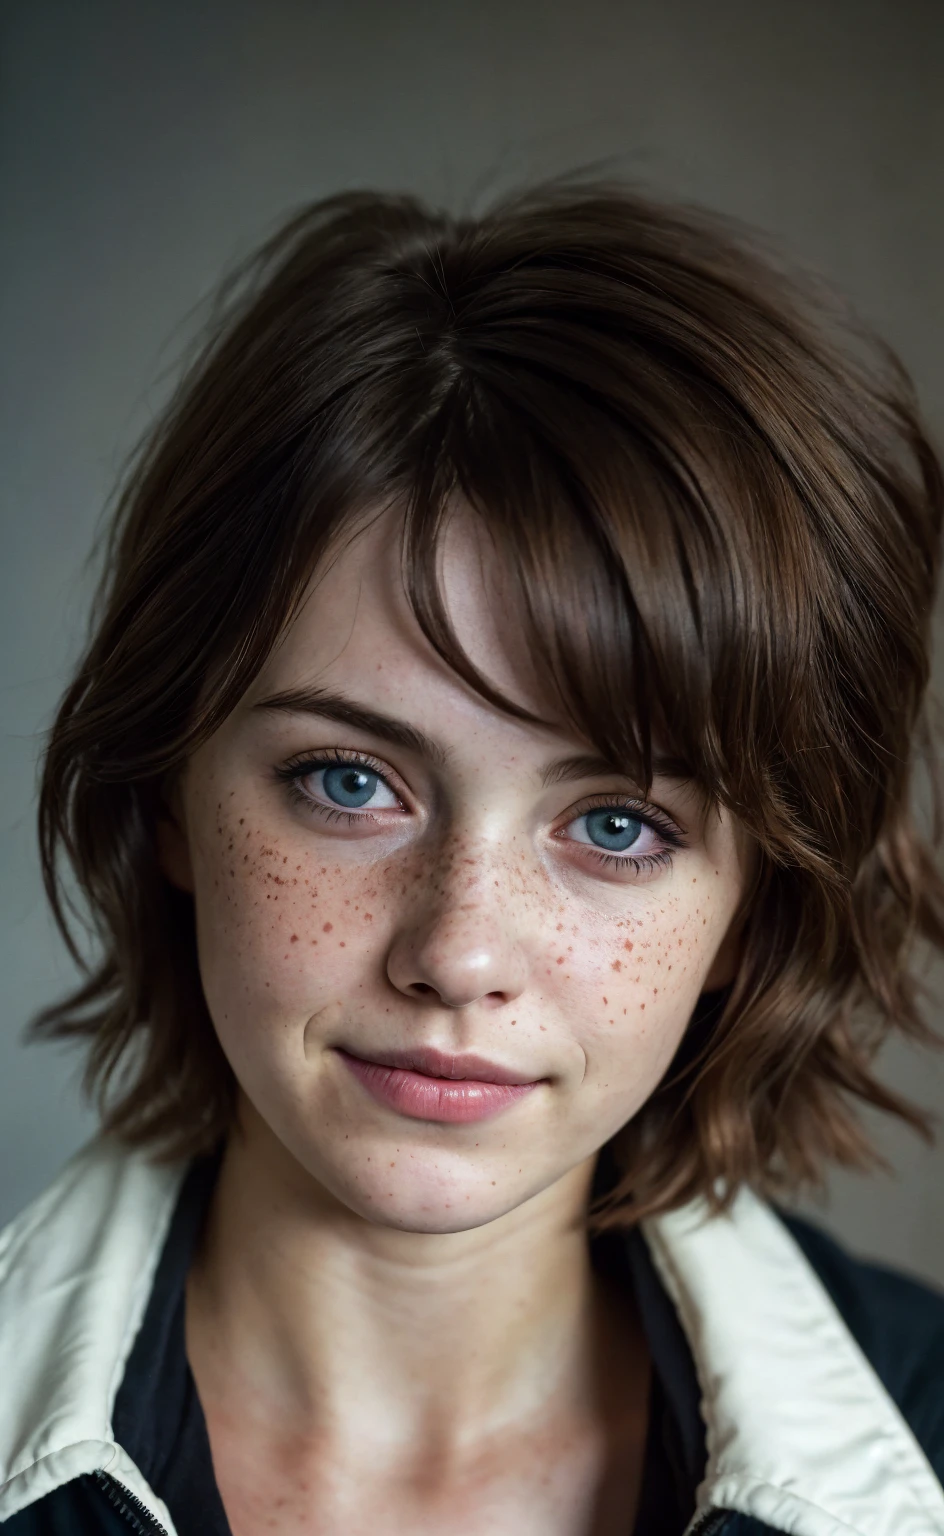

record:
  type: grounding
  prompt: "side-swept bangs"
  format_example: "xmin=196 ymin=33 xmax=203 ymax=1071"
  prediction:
xmin=34 ymin=181 xmax=944 ymax=1221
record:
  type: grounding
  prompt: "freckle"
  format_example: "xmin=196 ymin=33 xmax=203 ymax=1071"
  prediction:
xmin=339 ymin=941 xmax=346 ymax=947
xmin=611 ymin=959 xmax=622 ymax=972
xmin=510 ymin=1019 xmax=517 ymax=1026
xmin=556 ymin=923 xmax=564 ymax=932
xmin=602 ymin=996 xmax=607 ymax=1005
xmin=491 ymin=1181 xmax=496 ymax=1186
xmin=290 ymin=934 xmax=298 ymax=943
xmin=640 ymin=1002 xmax=645 ymax=1009
xmin=239 ymin=818 xmax=244 ymax=825
xmin=364 ymin=912 xmax=373 ymax=921
xmin=624 ymin=940 xmax=634 ymax=952
xmin=311 ymin=939 xmax=318 ymax=945
xmin=323 ymin=922 xmax=333 ymax=932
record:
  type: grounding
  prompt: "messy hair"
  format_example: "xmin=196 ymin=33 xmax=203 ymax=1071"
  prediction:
xmin=33 ymin=179 xmax=944 ymax=1223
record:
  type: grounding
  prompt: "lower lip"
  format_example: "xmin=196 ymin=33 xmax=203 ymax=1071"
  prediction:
xmin=337 ymin=1051 xmax=539 ymax=1124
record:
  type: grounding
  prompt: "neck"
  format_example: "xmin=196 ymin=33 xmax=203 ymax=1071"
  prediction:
xmin=185 ymin=1105 xmax=643 ymax=1458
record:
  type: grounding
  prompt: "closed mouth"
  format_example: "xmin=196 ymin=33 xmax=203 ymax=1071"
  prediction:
xmin=335 ymin=1044 xmax=542 ymax=1086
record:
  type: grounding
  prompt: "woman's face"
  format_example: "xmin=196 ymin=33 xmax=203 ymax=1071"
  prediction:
xmin=164 ymin=510 xmax=751 ymax=1233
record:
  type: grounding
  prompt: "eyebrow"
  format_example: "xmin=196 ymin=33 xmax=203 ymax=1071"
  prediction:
xmin=253 ymin=686 xmax=690 ymax=788
xmin=539 ymin=752 xmax=689 ymax=788
xmin=253 ymin=687 xmax=450 ymax=766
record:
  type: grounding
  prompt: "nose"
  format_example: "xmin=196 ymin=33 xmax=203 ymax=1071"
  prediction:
xmin=385 ymin=862 xmax=528 ymax=1010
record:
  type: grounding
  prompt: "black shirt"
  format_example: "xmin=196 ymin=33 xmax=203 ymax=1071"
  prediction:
xmin=112 ymin=1156 xmax=705 ymax=1534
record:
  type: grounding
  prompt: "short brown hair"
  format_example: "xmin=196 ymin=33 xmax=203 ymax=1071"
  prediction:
xmin=33 ymin=179 xmax=944 ymax=1223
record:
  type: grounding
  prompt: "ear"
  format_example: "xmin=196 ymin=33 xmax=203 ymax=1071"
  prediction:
xmin=155 ymin=779 xmax=194 ymax=893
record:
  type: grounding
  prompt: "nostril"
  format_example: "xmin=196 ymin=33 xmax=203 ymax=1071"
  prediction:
xmin=410 ymin=982 xmax=435 ymax=996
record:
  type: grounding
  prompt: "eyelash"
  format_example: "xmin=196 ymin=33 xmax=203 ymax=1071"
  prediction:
xmin=274 ymin=751 xmax=686 ymax=876
xmin=275 ymin=749 xmax=399 ymax=826
xmin=566 ymin=793 xmax=685 ymax=876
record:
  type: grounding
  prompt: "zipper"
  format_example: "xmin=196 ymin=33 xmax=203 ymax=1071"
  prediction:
xmin=92 ymin=1470 xmax=171 ymax=1536
xmin=90 ymin=1470 xmax=737 ymax=1536
xmin=88 ymin=1477 xmax=731 ymax=1536
xmin=686 ymin=1511 xmax=736 ymax=1536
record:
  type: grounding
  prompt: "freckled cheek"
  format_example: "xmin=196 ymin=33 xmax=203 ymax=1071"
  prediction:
xmin=190 ymin=819 xmax=394 ymax=1015
xmin=558 ymin=904 xmax=713 ymax=1096
xmin=568 ymin=970 xmax=699 ymax=1132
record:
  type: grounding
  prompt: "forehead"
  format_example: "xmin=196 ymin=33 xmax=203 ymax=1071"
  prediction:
xmin=248 ymin=505 xmax=549 ymax=727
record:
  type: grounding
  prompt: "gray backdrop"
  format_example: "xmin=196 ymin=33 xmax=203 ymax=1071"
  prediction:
xmin=4 ymin=0 xmax=944 ymax=1280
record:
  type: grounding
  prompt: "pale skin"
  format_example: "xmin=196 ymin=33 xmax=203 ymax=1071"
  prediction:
xmin=159 ymin=506 xmax=752 ymax=1536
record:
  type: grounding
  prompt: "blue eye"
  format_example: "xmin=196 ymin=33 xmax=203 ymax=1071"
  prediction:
xmin=281 ymin=755 xmax=402 ymax=816
xmin=582 ymin=808 xmax=643 ymax=852
xmin=562 ymin=802 xmax=670 ymax=866
xmin=321 ymin=764 xmax=381 ymax=808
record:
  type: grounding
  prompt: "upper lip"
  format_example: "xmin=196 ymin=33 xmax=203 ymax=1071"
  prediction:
xmin=337 ymin=1044 xmax=542 ymax=1086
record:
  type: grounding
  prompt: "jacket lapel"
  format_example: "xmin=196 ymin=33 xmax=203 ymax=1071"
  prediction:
xmin=643 ymin=1190 xmax=944 ymax=1535
xmin=0 ymin=1139 xmax=186 ymax=1529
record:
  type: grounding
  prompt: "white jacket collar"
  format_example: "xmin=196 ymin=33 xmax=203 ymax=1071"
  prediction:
xmin=641 ymin=1198 xmax=944 ymax=1535
xmin=0 ymin=1138 xmax=183 ymax=1529
xmin=1 ymin=1136 xmax=942 ymax=1535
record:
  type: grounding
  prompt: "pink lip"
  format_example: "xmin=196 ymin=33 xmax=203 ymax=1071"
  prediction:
xmin=336 ymin=1046 xmax=542 ymax=1124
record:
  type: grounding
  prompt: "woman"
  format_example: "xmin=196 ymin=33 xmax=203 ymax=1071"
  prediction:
xmin=1 ymin=180 xmax=943 ymax=1536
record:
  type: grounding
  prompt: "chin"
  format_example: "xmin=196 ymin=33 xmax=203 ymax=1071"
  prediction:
xmin=318 ymin=1158 xmax=534 ymax=1235
xmin=367 ymin=1202 xmax=509 ymax=1236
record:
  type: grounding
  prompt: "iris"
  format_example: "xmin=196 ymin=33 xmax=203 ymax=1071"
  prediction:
xmin=583 ymin=809 xmax=642 ymax=852
xmin=322 ymin=765 xmax=379 ymax=808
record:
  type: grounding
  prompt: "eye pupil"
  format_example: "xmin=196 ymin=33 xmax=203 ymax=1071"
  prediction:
xmin=585 ymin=808 xmax=642 ymax=852
xmin=322 ymin=765 xmax=377 ymax=808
